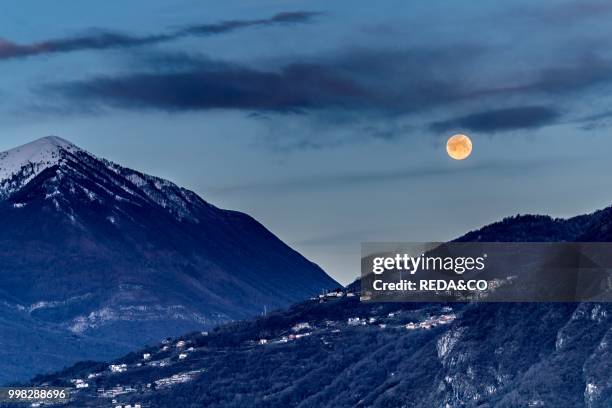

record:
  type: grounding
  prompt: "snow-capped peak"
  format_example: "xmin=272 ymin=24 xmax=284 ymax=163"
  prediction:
xmin=0 ymin=136 xmax=83 ymax=198
xmin=0 ymin=136 xmax=211 ymax=221
xmin=0 ymin=136 xmax=80 ymax=182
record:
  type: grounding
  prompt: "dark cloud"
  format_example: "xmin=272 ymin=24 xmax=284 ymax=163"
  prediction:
xmin=48 ymin=60 xmax=368 ymax=112
xmin=430 ymin=106 xmax=561 ymax=133
xmin=42 ymin=48 xmax=477 ymax=113
xmin=180 ymin=12 xmax=321 ymax=35
xmin=0 ymin=11 xmax=320 ymax=60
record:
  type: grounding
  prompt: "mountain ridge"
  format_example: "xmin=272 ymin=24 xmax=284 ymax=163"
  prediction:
xmin=0 ymin=136 xmax=338 ymax=384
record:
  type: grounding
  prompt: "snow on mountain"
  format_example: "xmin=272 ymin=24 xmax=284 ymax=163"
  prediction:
xmin=0 ymin=136 xmax=77 ymax=176
xmin=0 ymin=136 xmax=212 ymax=221
xmin=0 ymin=136 xmax=80 ymax=198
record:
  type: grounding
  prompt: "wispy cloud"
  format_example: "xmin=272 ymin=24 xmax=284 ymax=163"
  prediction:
xmin=0 ymin=11 xmax=320 ymax=61
xmin=478 ymin=56 xmax=612 ymax=97
xmin=527 ymin=0 xmax=612 ymax=23
xmin=208 ymin=159 xmax=555 ymax=195
xmin=570 ymin=109 xmax=612 ymax=131
xmin=430 ymin=106 xmax=561 ymax=133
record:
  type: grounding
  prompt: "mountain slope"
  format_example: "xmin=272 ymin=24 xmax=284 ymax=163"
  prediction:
xmin=29 ymin=294 xmax=611 ymax=408
xmin=27 ymin=203 xmax=612 ymax=408
xmin=0 ymin=136 xmax=338 ymax=384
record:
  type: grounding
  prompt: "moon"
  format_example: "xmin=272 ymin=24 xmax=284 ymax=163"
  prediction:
xmin=446 ymin=134 xmax=472 ymax=160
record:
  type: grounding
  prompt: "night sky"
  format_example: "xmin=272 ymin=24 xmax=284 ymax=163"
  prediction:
xmin=1 ymin=1 xmax=612 ymax=283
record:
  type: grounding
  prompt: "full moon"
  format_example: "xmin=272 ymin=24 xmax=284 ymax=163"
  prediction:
xmin=446 ymin=133 xmax=472 ymax=160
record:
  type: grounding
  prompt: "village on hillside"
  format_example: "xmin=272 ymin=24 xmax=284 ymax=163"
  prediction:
xmin=26 ymin=288 xmax=458 ymax=408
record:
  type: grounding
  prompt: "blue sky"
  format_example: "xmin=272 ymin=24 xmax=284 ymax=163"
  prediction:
xmin=1 ymin=0 xmax=612 ymax=283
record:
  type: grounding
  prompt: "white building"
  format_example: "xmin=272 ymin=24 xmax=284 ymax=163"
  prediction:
xmin=109 ymin=364 xmax=127 ymax=373
xmin=292 ymin=322 xmax=311 ymax=332
xmin=71 ymin=378 xmax=89 ymax=388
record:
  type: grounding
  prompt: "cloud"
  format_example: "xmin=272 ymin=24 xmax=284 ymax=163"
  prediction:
xmin=6 ymin=1 xmax=612 ymax=154
xmin=0 ymin=11 xmax=320 ymax=61
xmin=180 ymin=11 xmax=321 ymax=35
xmin=48 ymin=59 xmax=368 ymax=112
xmin=478 ymin=56 xmax=612 ymax=98
xmin=430 ymin=106 xmax=561 ymax=133
xmin=44 ymin=47 xmax=612 ymax=118
xmin=42 ymin=48 xmax=479 ymax=114
xmin=571 ymin=109 xmax=612 ymax=131
xmin=208 ymin=159 xmax=553 ymax=195
xmin=37 ymin=44 xmax=612 ymax=149
xmin=530 ymin=0 xmax=612 ymax=23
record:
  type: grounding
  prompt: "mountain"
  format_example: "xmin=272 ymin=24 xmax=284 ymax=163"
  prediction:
xmin=0 ymin=136 xmax=338 ymax=384
xmin=25 ymin=203 xmax=612 ymax=407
